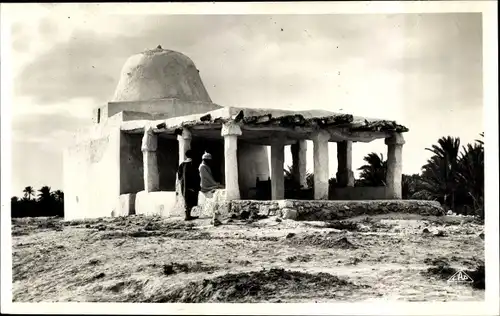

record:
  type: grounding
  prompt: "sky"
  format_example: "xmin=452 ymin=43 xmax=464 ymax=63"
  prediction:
xmin=6 ymin=5 xmax=483 ymax=196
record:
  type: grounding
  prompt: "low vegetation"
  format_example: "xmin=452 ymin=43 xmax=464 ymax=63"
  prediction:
xmin=11 ymin=186 xmax=63 ymax=218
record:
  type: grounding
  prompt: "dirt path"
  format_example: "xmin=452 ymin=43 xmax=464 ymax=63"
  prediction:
xmin=11 ymin=214 xmax=484 ymax=302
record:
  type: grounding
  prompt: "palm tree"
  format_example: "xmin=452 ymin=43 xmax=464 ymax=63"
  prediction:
xmin=284 ymin=165 xmax=313 ymax=187
xmin=402 ymin=174 xmax=422 ymax=199
xmin=306 ymin=173 xmax=314 ymax=188
xmin=412 ymin=156 xmax=446 ymax=201
xmin=357 ymin=153 xmax=387 ymax=186
xmin=456 ymin=133 xmax=484 ymax=217
xmin=284 ymin=165 xmax=294 ymax=181
xmin=23 ymin=186 xmax=34 ymax=200
xmin=11 ymin=196 xmax=21 ymax=218
xmin=283 ymin=165 xmax=314 ymax=199
xmin=414 ymin=136 xmax=461 ymax=210
xmin=37 ymin=186 xmax=52 ymax=202
xmin=475 ymin=132 xmax=484 ymax=145
xmin=52 ymin=190 xmax=64 ymax=203
xmin=37 ymin=186 xmax=55 ymax=217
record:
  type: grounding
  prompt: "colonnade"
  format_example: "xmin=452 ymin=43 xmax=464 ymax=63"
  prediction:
xmin=140 ymin=123 xmax=405 ymax=200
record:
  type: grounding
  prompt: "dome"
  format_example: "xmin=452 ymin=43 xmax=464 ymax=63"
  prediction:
xmin=111 ymin=46 xmax=212 ymax=103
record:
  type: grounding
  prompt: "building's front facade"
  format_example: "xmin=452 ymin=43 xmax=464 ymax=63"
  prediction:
xmin=63 ymin=47 xmax=408 ymax=220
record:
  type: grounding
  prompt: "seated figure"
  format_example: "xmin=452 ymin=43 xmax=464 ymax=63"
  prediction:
xmin=199 ymin=152 xmax=223 ymax=195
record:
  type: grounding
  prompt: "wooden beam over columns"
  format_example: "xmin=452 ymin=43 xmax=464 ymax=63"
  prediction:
xmin=122 ymin=120 xmax=392 ymax=145
xmin=328 ymin=128 xmax=390 ymax=143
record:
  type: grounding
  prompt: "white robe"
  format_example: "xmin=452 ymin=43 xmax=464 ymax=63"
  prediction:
xmin=199 ymin=162 xmax=219 ymax=193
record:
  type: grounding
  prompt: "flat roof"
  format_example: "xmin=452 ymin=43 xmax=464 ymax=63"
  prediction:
xmin=120 ymin=106 xmax=409 ymax=144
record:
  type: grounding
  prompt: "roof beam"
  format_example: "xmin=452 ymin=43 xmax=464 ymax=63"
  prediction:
xmin=328 ymin=129 xmax=390 ymax=143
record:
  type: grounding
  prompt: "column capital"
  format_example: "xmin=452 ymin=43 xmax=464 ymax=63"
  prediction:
xmin=221 ymin=121 xmax=242 ymax=137
xmin=385 ymin=133 xmax=405 ymax=146
xmin=311 ymin=130 xmax=331 ymax=143
xmin=177 ymin=128 xmax=192 ymax=140
xmin=141 ymin=126 xmax=158 ymax=152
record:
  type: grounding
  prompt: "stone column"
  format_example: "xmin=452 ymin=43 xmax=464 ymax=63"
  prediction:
xmin=141 ymin=126 xmax=159 ymax=192
xmin=221 ymin=121 xmax=242 ymax=200
xmin=177 ymin=128 xmax=192 ymax=163
xmin=336 ymin=140 xmax=355 ymax=187
xmin=271 ymin=137 xmax=286 ymax=200
xmin=385 ymin=133 xmax=405 ymax=199
xmin=291 ymin=140 xmax=308 ymax=188
xmin=311 ymin=130 xmax=330 ymax=200
xmin=176 ymin=128 xmax=192 ymax=201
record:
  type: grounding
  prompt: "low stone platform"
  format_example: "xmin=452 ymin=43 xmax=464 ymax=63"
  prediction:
xmin=192 ymin=189 xmax=229 ymax=218
xmin=115 ymin=190 xmax=445 ymax=222
xmin=227 ymin=199 xmax=445 ymax=221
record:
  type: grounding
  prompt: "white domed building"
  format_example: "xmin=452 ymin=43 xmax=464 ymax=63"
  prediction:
xmin=63 ymin=46 xmax=410 ymax=221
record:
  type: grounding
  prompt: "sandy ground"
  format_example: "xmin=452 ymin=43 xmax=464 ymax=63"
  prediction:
xmin=11 ymin=213 xmax=484 ymax=303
